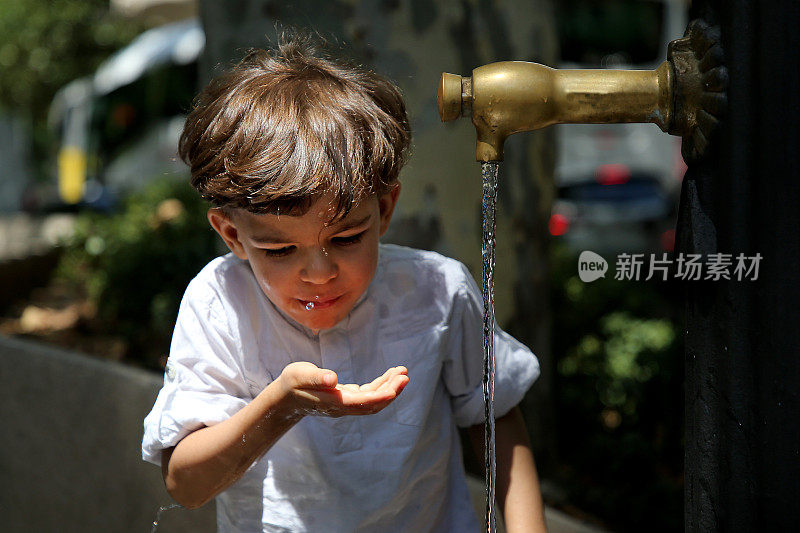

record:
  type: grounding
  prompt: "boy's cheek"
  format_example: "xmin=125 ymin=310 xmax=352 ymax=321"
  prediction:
xmin=249 ymin=268 xmax=285 ymax=304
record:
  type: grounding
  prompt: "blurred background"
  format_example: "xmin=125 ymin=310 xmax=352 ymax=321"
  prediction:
xmin=0 ymin=1 xmax=689 ymax=531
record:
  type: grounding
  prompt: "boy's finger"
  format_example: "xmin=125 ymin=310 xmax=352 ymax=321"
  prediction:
xmin=394 ymin=374 xmax=409 ymax=395
xmin=360 ymin=366 xmax=407 ymax=392
xmin=359 ymin=367 xmax=395 ymax=392
xmin=339 ymin=387 xmax=397 ymax=407
xmin=377 ymin=373 xmax=409 ymax=395
xmin=283 ymin=362 xmax=338 ymax=389
xmin=307 ymin=369 xmax=337 ymax=389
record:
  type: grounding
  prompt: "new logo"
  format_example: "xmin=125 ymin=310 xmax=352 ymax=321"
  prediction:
xmin=578 ymin=251 xmax=608 ymax=282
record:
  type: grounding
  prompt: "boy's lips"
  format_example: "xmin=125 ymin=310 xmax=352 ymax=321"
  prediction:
xmin=297 ymin=295 xmax=342 ymax=309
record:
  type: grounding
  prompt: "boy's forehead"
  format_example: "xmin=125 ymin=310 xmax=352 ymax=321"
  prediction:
xmin=234 ymin=194 xmax=377 ymax=240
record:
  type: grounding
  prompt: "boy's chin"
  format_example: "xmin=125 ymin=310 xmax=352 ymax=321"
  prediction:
xmin=294 ymin=313 xmax=343 ymax=332
xmin=287 ymin=304 xmax=350 ymax=332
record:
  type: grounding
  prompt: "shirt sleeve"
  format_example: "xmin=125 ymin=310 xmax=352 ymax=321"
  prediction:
xmin=142 ymin=282 xmax=251 ymax=466
xmin=441 ymin=263 xmax=540 ymax=428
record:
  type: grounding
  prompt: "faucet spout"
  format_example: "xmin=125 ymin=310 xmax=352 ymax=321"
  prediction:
xmin=439 ymin=61 xmax=673 ymax=161
xmin=437 ymin=19 xmax=727 ymax=163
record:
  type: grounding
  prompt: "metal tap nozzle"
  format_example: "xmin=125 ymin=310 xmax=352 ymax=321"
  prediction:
xmin=438 ymin=61 xmax=672 ymax=161
xmin=437 ymin=19 xmax=727 ymax=163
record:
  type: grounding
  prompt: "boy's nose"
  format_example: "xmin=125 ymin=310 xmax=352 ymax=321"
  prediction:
xmin=299 ymin=248 xmax=338 ymax=284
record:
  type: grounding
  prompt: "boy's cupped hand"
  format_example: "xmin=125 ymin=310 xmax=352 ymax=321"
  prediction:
xmin=277 ymin=362 xmax=409 ymax=418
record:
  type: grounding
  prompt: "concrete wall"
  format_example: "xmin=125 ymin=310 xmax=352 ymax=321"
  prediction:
xmin=0 ymin=335 xmax=215 ymax=532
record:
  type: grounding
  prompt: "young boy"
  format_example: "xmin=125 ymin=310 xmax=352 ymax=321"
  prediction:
xmin=142 ymin=37 xmax=546 ymax=532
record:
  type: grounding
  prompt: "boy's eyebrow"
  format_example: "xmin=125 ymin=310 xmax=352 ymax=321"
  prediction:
xmin=332 ymin=213 xmax=372 ymax=233
xmin=249 ymin=230 xmax=292 ymax=244
xmin=249 ymin=214 xmax=372 ymax=245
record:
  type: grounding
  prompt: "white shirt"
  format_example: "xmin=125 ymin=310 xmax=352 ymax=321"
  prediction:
xmin=143 ymin=244 xmax=539 ymax=532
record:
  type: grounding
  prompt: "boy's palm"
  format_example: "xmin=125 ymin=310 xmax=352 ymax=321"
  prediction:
xmin=278 ymin=362 xmax=409 ymax=418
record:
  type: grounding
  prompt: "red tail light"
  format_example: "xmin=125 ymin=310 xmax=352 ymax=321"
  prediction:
xmin=549 ymin=213 xmax=570 ymax=236
xmin=595 ymin=163 xmax=631 ymax=185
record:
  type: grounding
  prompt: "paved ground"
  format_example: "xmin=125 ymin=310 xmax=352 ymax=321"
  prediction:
xmin=465 ymin=475 xmax=607 ymax=532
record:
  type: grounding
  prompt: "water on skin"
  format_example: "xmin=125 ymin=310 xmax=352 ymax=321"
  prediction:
xmin=481 ymin=161 xmax=499 ymax=533
xmin=306 ymin=295 xmax=321 ymax=311
xmin=150 ymin=503 xmax=182 ymax=533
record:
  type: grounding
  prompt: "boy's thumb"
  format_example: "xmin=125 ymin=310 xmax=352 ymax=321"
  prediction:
xmin=319 ymin=370 xmax=337 ymax=388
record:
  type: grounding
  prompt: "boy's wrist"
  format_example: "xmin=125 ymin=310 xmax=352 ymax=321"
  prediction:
xmin=250 ymin=376 xmax=306 ymax=430
xmin=270 ymin=375 xmax=308 ymax=420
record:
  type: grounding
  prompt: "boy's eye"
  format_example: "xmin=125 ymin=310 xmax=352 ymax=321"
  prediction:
xmin=264 ymin=246 xmax=295 ymax=257
xmin=332 ymin=231 xmax=365 ymax=246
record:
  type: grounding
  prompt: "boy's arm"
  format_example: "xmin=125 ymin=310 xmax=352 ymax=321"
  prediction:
xmin=468 ymin=406 xmax=547 ymax=533
xmin=162 ymin=362 xmax=408 ymax=509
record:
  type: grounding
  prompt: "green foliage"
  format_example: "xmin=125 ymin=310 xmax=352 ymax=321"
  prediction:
xmin=551 ymin=244 xmax=684 ymax=532
xmin=57 ymin=178 xmax=221 ymax=369
xmin=559 ymin=311 xmax=675 ymax=414
xmin=0 ymin=0 xmax=141 ymax=117
xmin=0 ymin=0 xmax=143 ymax=173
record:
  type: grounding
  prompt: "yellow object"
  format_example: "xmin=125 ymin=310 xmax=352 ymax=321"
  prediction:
xmin=58 ymin=147 xmax=87 ymax=204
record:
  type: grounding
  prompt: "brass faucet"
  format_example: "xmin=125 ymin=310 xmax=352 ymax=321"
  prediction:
xmin=438 ymin=19 xmax=727 ymax=162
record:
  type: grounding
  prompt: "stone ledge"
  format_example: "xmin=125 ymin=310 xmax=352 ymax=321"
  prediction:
xmin=0 ymin=334 xmax=215 ymax=532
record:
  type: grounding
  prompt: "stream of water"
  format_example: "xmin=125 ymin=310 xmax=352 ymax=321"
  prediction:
xmin=480 ymin=161 xmax=499 ymax=533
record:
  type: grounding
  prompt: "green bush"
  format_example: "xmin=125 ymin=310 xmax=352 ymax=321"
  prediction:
xmin=57 ymin=178 xmax=221 ymax=369
xmin=550 ymin=244 xmax=684 ymax=532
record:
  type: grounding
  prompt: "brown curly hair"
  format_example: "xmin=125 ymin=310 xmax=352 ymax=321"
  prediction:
xmin=178 ymin=35 xmax=411 ymax=219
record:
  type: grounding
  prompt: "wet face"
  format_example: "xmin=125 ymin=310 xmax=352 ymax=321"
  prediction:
xmin=208 ymin=188 xmax=400 ymax=332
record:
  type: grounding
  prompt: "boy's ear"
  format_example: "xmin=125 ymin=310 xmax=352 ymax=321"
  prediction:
xmin=378 ymin=184 xmax=401 ymax=237
xmin=207 ymin=208 xmax=248 ymax=260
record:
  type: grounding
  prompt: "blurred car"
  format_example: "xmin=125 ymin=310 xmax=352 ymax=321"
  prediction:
xmin=47 ymin=18 xmax=204 ymax=211
xmin=550 ymin=0 xmax=688 ymax=253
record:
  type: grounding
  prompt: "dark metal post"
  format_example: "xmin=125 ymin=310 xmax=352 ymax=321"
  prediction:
xmin=678 ymin=1 xmax=800 ymax=530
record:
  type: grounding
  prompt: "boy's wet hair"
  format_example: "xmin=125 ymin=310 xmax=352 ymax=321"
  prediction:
xmin=179 ymin=34 xmax=411 ymax=220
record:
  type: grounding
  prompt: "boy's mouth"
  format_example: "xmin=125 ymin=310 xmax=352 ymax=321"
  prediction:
xmin=298 ymin=295 xmax=342 ymax=310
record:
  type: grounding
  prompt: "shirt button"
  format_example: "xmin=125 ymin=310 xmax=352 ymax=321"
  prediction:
xmin=166 ymin=364 xmax=176 ymax=381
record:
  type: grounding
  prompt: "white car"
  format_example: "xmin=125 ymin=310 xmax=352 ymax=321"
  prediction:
xmin=550 ymin=0 xmax=688 ymax=253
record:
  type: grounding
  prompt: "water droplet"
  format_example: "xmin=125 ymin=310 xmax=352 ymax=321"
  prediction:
xmin=151 ymin=504 xmax=182 ymax=533
xmin=322 ymin=247 xmax=329 ymax=256
xmin=306 ymin=302 xmax=315 ymax=310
